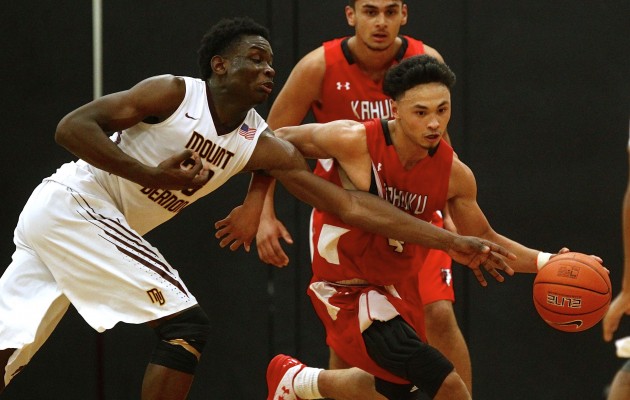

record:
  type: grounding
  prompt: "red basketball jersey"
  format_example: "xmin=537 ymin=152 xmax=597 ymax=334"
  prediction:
xmin=310 ymin=119 xmax=453 ymax=285
xmin=313 ymin=36 xmax=426 ymax=123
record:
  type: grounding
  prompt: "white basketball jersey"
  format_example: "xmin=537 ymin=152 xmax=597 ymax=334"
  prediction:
xmin=47 ymin=76 xmax=266 ymax=235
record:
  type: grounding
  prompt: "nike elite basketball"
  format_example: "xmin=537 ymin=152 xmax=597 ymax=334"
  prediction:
xmin=533 ymin=252 xmax=611 ymax=332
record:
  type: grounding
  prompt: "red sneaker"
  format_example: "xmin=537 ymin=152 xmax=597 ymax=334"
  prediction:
xmin=266 ymin=354 xmax=306 ymax=400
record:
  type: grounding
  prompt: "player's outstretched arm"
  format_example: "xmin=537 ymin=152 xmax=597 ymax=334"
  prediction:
xmin=245 ymin=133 xmax=516 ymax=280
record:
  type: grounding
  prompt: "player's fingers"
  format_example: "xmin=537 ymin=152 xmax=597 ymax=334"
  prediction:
xmin=215 ymin=217 xmax=228 ymax=230
xmin=486 ymin=252 xmax=515 ymax=276
xmin=229 ymin=240 xmax=243 ymax=251
xmin=470 ymin=266 xmax=488 ymax=287
xmin=192 ymin=167 xmax=211 ymax=186
xmin=279 ymin=226 xmax=294 ymax=244
xmin=258 ymin=243 xmax=284 ymax=267
xmin=483 ymin=263 xmax=505 ymax=283
xmin=483 ymin=240 xmax=516 ymax=260
xmin=215 ymin=226 xmax=230 ymax=239
xmin=267 ymin=235 xmax=289 ymax=265
xmin=602 ymin=318 xmax=618 ymax=342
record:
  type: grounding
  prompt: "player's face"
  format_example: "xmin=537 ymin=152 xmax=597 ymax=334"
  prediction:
xmin=346 ymin=0 xmax=408 ymax=52
xmin=392 ymin=83 xmax=451 ymax=151
xmin=222 ymin=35 xmax=275 ymax=105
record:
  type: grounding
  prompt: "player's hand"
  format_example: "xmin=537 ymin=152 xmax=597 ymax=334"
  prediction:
xmin=603 ymin=291 xmax=630 ymax=342
xmin=152 ymin=150 xmax=211 ymax=190
xmin=447 ymin=236 xmax=516 ymax=287
xmin=256 ymin=216 xmax=293 ymax=268
xmin=545 ymin=248 xmax=606 ymax=271
xmin=215 ymin=205 xmax=260 ymax=252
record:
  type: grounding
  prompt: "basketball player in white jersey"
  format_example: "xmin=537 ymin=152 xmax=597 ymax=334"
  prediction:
xmin=0 ymin=17 xmax=514 ymax=399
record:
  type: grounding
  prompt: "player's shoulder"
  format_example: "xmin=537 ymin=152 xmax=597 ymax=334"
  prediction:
xmin=131 ymin=74 xmax=187 ymax=93
xmin=450 ymin=156 xmax=476 ymax=188
xmin=297 ymin=46 xmax=326 ymax=67
xmin=421 ymin=44 xmax=445 ymax=63
xmin=291 ymin=46 xmax=326 ymax=77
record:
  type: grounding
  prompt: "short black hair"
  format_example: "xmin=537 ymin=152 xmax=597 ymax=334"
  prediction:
xmin=383 ymin=55 xmax=456 ymax=100
xmin=197 ymin=16 xmax=270 ymax=80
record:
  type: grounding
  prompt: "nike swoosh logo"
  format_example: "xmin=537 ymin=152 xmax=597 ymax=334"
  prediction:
xmin=185 ymin=112 xmax=199 ymax=120
xmin=553 ymin=320 xmax=583 ymax=328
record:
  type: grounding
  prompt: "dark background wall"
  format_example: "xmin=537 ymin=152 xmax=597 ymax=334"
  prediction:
xmin=1 ymin=1 xmax=628 ymax=399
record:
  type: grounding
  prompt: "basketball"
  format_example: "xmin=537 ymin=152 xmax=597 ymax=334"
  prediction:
xmin=533 ymin=252 xmax=611 ymax=332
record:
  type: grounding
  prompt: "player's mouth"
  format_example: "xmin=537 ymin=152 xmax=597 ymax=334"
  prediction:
xmin=425 ymin=133 xmax=441 ymax=143
xmin=372 ymin=33 xmax=388 ymax=42
xmin=261 ymin=81 xmax=274 ymax=94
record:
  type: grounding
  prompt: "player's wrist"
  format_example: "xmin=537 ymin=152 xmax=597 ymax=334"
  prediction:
xmin=536 ymin=251 xmax=553 ymax=270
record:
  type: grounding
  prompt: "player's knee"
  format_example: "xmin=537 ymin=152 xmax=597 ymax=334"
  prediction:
xmin=433 ymin=370 xmax=470 ymax=399
xmin=363 ymin=316 xmax=454 ymax=398
xmin=150 ymin=306 xmax=211 ymax=374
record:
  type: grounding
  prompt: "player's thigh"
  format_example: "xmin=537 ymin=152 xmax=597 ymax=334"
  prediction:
xmin=329 ymin=347 xmax=353 ymax=369
xmin=23 ymin=182 xmax=197 ymax=331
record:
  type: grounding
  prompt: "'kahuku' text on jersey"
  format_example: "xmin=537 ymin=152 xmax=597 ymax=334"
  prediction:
xmin=310 ymin=119 xmax=453 ymax=285
xmin=47 ymin=76 xmax=265 ymax=235
xmin=313 ymin=36 xmax=425 ymax=123
xmin=313 ymin=36 xmax=426 ymax=177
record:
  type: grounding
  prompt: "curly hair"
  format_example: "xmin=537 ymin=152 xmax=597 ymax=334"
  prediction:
xmin=383 ymin=55 xmax=456 ymax=100
xmin=197 ymin=17 xmax=270 ymax=80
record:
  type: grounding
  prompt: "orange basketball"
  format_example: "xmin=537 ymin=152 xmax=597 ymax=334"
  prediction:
xmin=533 ymin=252 xmax=611 ymax=332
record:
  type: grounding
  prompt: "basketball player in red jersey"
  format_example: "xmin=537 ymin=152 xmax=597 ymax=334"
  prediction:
xmin=255 ymin=0 xmax=474 ymax=393
xmin=239 ymin=55 xmax=572 ymax=399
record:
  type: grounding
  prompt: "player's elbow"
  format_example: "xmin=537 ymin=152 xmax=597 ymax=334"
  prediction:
xmin=55 ymin=115 xmax=76 ymax=148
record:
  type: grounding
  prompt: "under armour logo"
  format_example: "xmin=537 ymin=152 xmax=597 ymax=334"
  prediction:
xmin=336 ymin=81 xmax=350 ymax=90
xmin=147 ymin=288 xmax=165 ymax=305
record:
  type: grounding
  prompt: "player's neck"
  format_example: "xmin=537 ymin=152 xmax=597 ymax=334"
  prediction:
xmin=206 ymin=80 xmax=250 ymax=133
xmin=389 ymin=121 xmax=429 ymax=168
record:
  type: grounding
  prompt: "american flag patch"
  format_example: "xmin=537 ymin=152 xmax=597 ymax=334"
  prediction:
xmin=238 ymin=123 xmax=256 ymax=140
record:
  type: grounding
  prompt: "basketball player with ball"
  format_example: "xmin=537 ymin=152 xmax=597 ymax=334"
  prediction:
xmin=223 ymin=55 xmax=605 ymax=400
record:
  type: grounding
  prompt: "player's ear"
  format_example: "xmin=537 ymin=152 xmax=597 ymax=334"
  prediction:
xmin=391 ymin=99 xmax=400 ymax=119
xmin=400 ymin=3 xmax=408 ymax=26
xmin=211 ymin=55 xmax=227 ymax=75
xmin=345 ymin=5 xmax=356 ymax=27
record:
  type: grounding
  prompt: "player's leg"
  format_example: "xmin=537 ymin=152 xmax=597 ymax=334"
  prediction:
xmin=28 ymin=181 xmax=208 ymax=399
xmin=0 ymin=182 xmax=72 ymax=391
xmin=268 ymin=354 xmax=394 ymax=400
xmin=419 ymin=243 xmax=472 ymax=393
xmin=423 ymin=300 xmax=472 ymax=392
xmin=141 ymin=306 xmax=210 ymax=400
xmin=608 ymin=360 xmax=630 ymax=400
xmin=363 ymin=316 xmax=470 ymax=400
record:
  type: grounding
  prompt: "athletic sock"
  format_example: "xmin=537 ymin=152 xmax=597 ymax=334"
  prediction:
xmin=293 ymin=367 xmax=324 ymax=399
